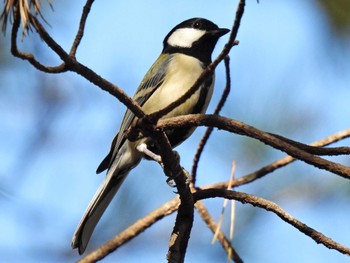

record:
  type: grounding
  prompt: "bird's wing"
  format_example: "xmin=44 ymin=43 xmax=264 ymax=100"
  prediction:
xmin=96 ymin=54 xmax=172 ymax=173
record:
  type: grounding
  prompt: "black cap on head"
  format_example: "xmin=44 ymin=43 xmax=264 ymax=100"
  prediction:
xmin=163 ymin=18 xmax=230 ymax=64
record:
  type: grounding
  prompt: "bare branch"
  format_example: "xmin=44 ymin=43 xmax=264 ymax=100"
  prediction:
xmin=78 ymin=197 xmax=180 ymax=263
xmin=157 ymin=114 xmax=350 ymax=179
xmin=195 ymin=200 xmax=243 ymax=263
xmin=69 ymin=0 xmax=95 ymax=56
xmin=9 ymin=6 xmax=146 ymax=119
xmin=202 ymin=128 xmax=350 ymax=190
xmin=194 ymin=189 xmax=350 ymax=256
xmin=146 ymin=131 xmax=194 ymax=263
xmin=268 ymin=132 xmax=350 ymax=156
xmin=10 ymin=6 xmax=67 ymax=73
xmin=192 ymin=56 xmax=231 ymax=185
xmin=77 ymin=129 xmax=350 ymax=261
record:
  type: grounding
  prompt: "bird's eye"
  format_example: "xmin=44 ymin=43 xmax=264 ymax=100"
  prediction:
xmin=193 ymin=21 xmax=201 ymax=29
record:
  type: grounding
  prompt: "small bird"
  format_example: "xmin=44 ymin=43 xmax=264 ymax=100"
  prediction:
xmin=72 ymin=17 xmax=229 ymax=254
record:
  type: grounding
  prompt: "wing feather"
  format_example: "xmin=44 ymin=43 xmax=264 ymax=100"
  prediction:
xmin=97 ymin=54 xmax=173 ymax=173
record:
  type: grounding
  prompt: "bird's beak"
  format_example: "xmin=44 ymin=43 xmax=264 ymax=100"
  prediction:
xmin=210 ymin=28 xmax=230 ymax=38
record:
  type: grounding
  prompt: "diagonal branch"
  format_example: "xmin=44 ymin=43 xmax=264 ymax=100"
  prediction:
xmin=157 ymin=114 xmax=350 ymax=179
xmin=201 ymin=128 xmax=350 ymax=190
xmin=78 ymin=197 xmax=180 ymax=263
xmin=192 ymin=55 xmax=232 ymax=185
xmin=268 ymin=132 xmax=350 ymax=156
xmin=70 ymin=0 xmax=95 ymax=56
xmin=195 ymin=199 xmax=242 ymax=263
xmin=8 ymin=1 xmax=146 ymax=119
xmin=194 ymin=189 xmax=350 ymax=256
xmin=233 ymin=128 xmax=350 ymax=187
xmin=30 ymin=14 xmax=69 ymax=61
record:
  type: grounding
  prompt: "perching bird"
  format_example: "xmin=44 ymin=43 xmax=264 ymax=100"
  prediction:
xmin=72 ymin=17 xmax=229 ymax=254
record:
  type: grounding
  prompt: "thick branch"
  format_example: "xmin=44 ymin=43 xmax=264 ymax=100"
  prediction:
xmin=157 ymin=114 xmax=350 ymax=179
xmin=147 ymin=131 xmax=194 ymax=263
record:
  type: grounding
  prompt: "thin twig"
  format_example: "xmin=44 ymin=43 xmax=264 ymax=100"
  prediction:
xmin=268 ymin=132 xmax=350 ymax=156
xmin=30 ymin=14 xmax=69 ymax=61
xmin=10 ymin=6 xmax=67 ymax=73
xmin=195 ymin=200 xmax=243 ymax=263
xmin=212 ymin=162 xmax=236 ymax=245
xmin=192 ymin=55 xmax=232 ymax=185
xmin=70 ymin=0 xmax=95 ymax=56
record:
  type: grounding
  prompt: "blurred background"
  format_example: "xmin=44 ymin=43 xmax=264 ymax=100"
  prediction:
xmin=0 ymin=0 xmax=349 ymax=262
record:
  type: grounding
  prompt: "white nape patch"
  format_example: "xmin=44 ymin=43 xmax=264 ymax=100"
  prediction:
xmin=167 ymin=28 xmax=206 ymax=48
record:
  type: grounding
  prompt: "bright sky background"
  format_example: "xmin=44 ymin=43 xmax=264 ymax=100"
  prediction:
xmin=0 ymin=1 xmax=349 ymax=262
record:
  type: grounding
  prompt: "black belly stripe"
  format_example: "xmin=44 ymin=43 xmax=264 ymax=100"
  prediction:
xmin=192 ymin=75 xmax=213 ymax=114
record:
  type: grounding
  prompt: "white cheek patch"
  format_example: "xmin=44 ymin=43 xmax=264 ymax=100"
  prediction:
xmin=167 ymin=28 xmax=206 ymax=48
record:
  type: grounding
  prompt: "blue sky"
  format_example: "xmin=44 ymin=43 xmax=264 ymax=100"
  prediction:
xmin=0 ymin=1 xmax=349 ymax=262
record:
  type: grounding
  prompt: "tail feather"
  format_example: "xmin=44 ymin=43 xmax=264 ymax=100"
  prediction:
xmin=72 ymin=143 xmax=141 ymax=254
xmin=71 ymin=169 xmax=129 ymax=254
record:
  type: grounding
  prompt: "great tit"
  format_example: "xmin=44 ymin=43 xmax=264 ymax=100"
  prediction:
xmin=72 ymin=17 xmax=229 ymax=254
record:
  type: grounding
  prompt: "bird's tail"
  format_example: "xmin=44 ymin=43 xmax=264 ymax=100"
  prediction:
xmin=71 ymin=144 xmax=140 ymax=254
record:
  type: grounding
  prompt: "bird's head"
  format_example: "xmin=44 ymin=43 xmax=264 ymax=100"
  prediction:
xmin=162 ymin=18 xmax=230 ymax=64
